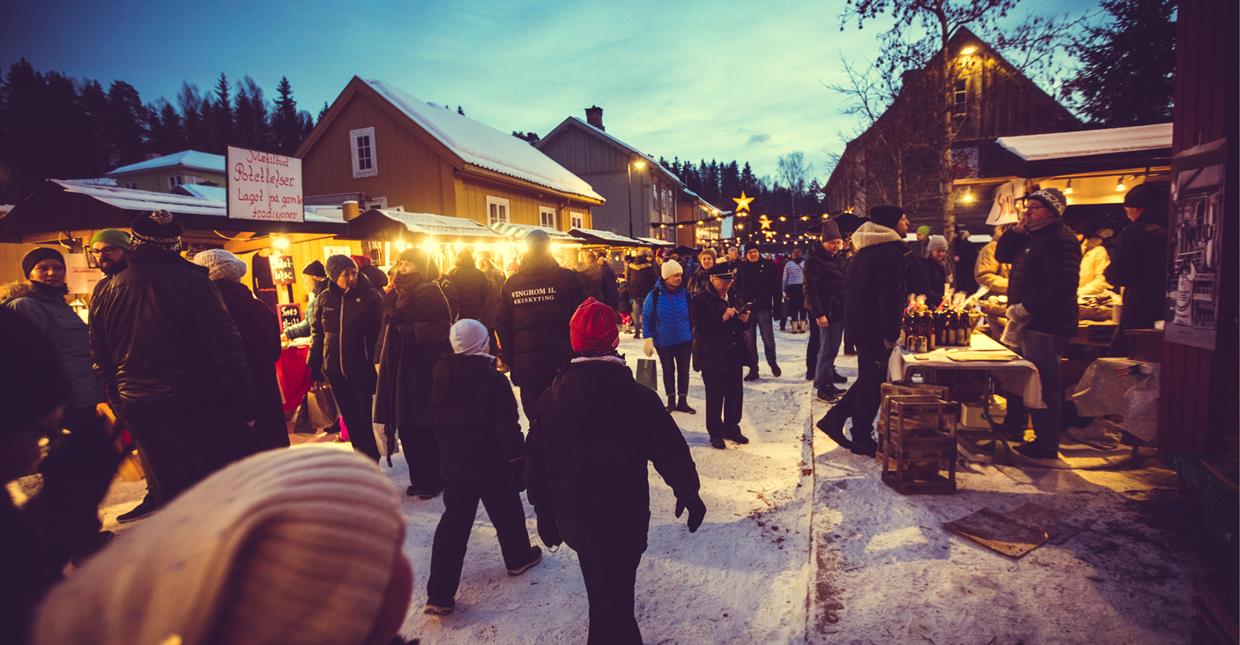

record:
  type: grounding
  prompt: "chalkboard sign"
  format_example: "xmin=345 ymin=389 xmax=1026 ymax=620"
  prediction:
xmin=279 ymin=303 xmax=303 ymax=328
xmin=270 ymin=254 xmax=296 ymax=285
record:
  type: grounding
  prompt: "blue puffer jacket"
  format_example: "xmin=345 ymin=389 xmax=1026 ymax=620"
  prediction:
xmin=642 ymin=279 xmax=693 ymax=348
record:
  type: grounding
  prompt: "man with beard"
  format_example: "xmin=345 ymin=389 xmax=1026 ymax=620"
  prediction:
xmin=89 ymin=229 xmax=132 ymax=286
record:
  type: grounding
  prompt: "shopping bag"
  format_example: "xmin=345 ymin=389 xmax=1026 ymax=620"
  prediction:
xmin=305 ymin=382 xmax=340 ymax=431
xmin=372 ymin=396 xmax=401 ymax=466
xmin=636 ymin=358 xmax=658 ymax=391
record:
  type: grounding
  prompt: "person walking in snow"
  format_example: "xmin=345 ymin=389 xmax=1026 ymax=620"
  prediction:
xmin=424 ymin=319 xmax=542 ymax=616
xmin=805 ymin=220 xmax=850 ymax=400
xmin=625 ymin=252 xmax=657 ymax=339
xmin=642 ymin=259 xmax=696 ymax=414
xmin=690 ymin=263 xmax=752 ymax=449
xmin=735 ymin=242 xmax=782 ymax=379
xmin=782 ymin=248 xmax=807 ymax=333
xmin=526 ymin=298 xmax=705 ymax=645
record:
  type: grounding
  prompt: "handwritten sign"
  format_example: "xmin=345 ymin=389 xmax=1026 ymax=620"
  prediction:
xmin=227 ymin=146 xmax=304 ymax=222
xmin=270 ymin=254 xmax=296 ymax=285
xmin=279 ymin=303 xmax=303 ymax=328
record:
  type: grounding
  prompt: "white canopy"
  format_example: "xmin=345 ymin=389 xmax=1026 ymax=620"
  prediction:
xmin=996 ymin=123 xmax=1172 ymax=161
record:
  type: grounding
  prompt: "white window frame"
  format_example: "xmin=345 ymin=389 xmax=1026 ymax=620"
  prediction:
xmin=538 ymin=206 xmax=557 ymax=229
xmin=569 ymin=210 xmax=585 ymax=229
xmin=486 ymin=196 xmax=510 ymax=225
xmin=350 ymin=127 xmax=378 ymax=178
xmin=168 ymin=175 xmax=184 ymax=189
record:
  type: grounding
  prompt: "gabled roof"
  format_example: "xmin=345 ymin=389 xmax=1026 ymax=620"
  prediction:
xmin=107 ymin=150 xmax=225 ymax=177
xmin=538 ymin=117 xmax=685 ymax=188
xmin=490 ymin=221 xmax=578 ymax=242
xmin=996 ymin=123 xmax=1172 ymax=161
xmin=301 ymin=77 xmax=603 ymax=203
xmin=173 ymin=184 xmax=227 ymax=201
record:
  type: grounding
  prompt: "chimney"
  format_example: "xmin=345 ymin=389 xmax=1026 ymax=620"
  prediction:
xmin=585 ymin=105 xmax=604 ymax=131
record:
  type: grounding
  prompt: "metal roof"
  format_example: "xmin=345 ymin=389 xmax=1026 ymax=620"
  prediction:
xmin=568 ymin=226 xmax=646 ymax=247
xmin=490 ymin=221 xmax=578 ymax=241
xmin=107 ymin=150 xmax=226 ymax=176
xmin=369 ymin=209 xmax=503 ymax=239
xmin=996 ymin=123 xmax=1172 ymax=161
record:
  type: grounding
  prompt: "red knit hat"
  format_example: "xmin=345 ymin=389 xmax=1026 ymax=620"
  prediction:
xmin=570 ymin=297 xmax=619 ymax=354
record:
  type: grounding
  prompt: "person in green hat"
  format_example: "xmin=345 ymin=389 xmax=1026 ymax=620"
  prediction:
xmin=910 ymin=224 xmax=931 ymax=260
xmin=89 ymin=229 xmax=133 ymax=280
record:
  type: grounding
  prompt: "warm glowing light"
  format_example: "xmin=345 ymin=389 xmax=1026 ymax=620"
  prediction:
xmin=959 ymin=44 xmax=978 ymax=56
xmin=961 ymin=190 xmax=976 ymax=205
xmin=778 ymin=215 xmax=788 ymax=222
xmin=732 ymin=191 xmax=754 ymax=213
xmin=736 ymin=223 xmax=745 ymax=230
xmin=272 ymin=236 xmax=291 ymax=250
xmin=1063 ymin=179 xmax=1074 ymax=195
xmin=800 ymin=215 xmax=810 ymax=221
xmin=632 ymin=160 xmax=647 ymax=171
xmin=1115 ymin=176 xmax=1127 ymax=192
xmin=395 ymin=239 xmax=410 ymax=252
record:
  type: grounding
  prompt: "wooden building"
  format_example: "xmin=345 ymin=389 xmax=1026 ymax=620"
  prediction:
xmin=822 ymin=27 xmax=1080 ymax=231
xmin=297 ymin=77 xmax=603 ymax=230
xmin=538 ymin=107 xmax=685 ymax=242
xmin=105 ymin=150 xmax=226 ymax=193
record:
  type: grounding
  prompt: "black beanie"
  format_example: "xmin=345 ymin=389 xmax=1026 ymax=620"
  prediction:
xmin=821 ymin=220 xmax=842 ymax=241
xmin=743 ymin=242 xmax=760 ymax=253
xmin=21 ymin=247 xmax=65 ymax=278
xmin=868 ymin=205 xmax=905 ymax=229
xmin=302 ymin=260 xmax=327 ymax=278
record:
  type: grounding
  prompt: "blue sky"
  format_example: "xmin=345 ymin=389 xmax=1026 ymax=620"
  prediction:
xmin=1 ymin=0 xmax=1094 ymax=179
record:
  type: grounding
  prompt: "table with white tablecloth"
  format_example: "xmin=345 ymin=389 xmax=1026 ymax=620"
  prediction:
xmin=888 ymin=331 xmax=1045 ymax=409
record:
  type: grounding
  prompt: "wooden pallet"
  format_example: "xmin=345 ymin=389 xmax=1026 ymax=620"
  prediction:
xmin=879 ymin=397 xmax=959 ymax=495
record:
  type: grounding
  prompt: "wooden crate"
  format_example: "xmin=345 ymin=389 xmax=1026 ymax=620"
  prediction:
xmin=879 ymin=397 xmax=959 ymax=495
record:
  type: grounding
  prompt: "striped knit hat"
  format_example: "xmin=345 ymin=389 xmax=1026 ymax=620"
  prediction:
xmin=130 ymin=209 xmax=185 ymax=252
xmin=32 ymin=447 xmax=407 ymax=645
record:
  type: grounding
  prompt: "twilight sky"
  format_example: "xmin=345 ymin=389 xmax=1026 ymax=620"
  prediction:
xmin=1 ymin=0 xmax=1093 ymax=180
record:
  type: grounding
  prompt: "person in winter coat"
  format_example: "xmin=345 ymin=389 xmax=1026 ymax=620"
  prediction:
xmin=995 ymin=188 xmax=1082 ymax=460
xmin=642 ymin=259 xmax=696 ymax=414
xmin=816 ymin=205 xmax=910 ymax=457
xmin=1065 ymin=217 xmax=1112 ymax=296
xmin=907 ymin=235 xmax=951 ymax=308
xmin=309 ymin=254 xmax=383 ymax=461
xmin=1106 ymin=182 xmax=1170 ymax=333
xmin=373 ymin=249 xmax=454 ymax=498
xmin=526 ymin=298 xmax=705 ymax=644
xmin=91 ymin=210 xmax=256 ymax=504
xmin=690 ymin=263 xmax=753 ymax=449
xmin=782 ymin=248 xmax=807 ymax=332
xmin=283 ymin=260 xmax=330 ymax=340
xmin=356 ymin=253 xmax=389 ymax=291
xmin=193 ymin=249 xmax=289 ymax=453
xmin=4 ymin=248 xmax=103 ymax=433
xmin=495 ymin=229 xmax=587 ymax=417
xmin=625 ymin=253 xmax=657 ymax=338
xmin=805 ymin=220 xmax=850 ymax=399
xmin=975 ymin=225 xmax=1012 ymax=295
xmin=1 ymin=308 xmax=121 ymax=643
xmin=735 ymin=242 xmax=782 ymax=379
xmin=449 ymin=248 xmax=495 ymax=327
xmin=424 ymin=319 xmax=541 ymax=616
xmin=951 ymin=229 xmax=979 ymax=294
xmin=687 ymin=248 xmax=717 ymax=298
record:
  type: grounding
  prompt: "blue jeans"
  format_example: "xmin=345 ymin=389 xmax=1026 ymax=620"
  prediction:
xmin=744 ymin=309 xmax=777 ymax=368
xmin=813 ymin=322 xmax=844 ymax=391
xmin=631 ymin=297 xmax=644 ymax=336
xmin=1004 ymin=330 xmax=1068 ymax=451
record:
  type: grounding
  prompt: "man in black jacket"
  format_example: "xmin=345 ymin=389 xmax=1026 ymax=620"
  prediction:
xmin=816 ymin=205 xmax=910 ymax=457
xmin=735 ymin=242 xmax=782 ymax=379
xmin=309 ymin=254 xmax=384 ymax=460
xmin=995 ymin=188 xmax=1081 ymax=459
xmin=495 ymin=229 xmax=587 ymax=416
xmin=805 ymin=220 xmax=849 ymax=399
xmin=449 ymin=248 xmax=496 ymax=327
xmin=90 ymin=210 xmax=255 ymax=501
xmin=526 ymin=298 xmax=705 ymax=645
xmin=1105 ymin=182 xmax=1170 ymax=337
xmin=626 ymin=252 xmax=656 ymax=338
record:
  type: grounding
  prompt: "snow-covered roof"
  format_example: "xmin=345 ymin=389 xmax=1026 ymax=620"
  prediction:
xmin=370 ymin=209 xmax=504 ymax=239
xmin=107 ymin=150 xmax=226 ymax=177
xmin=568 ymin=227 xmax=645 ymax=247
xmin=996 ymin=123 xmax=1172 ymax=161
xmin=541 ymin=117 xmax=684 ymax=188
xmin=362 ymin=80 xmax=603 ymax=203
xmin=490 ymin=221 xmax=578 ymax=242
xmin=637 ymin=236 xmax=674 ymax=247
xmin=174 ymin=184 xmax=227 ymax=201
xmin=57 ymin=179 xmax=226 ymax=217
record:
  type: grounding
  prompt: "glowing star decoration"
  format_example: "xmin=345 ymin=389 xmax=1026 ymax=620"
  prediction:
xmin=732 ymin=191 xmax=754 ymax=214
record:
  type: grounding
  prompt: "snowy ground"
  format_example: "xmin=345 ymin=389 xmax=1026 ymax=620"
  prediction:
xmin=96 ymin=327 xmax=1204 ymax=644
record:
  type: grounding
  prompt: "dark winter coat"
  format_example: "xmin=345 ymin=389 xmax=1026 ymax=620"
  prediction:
xmin=952 ymin=239 xmax=980 ymax=293
xmin=309 ymin=278 xmax=383 ymax=388
xmin=997 ymin=220 xmax=1082 ymax=337
xmin=3 ymin=281 xmax=101 ymax=409
xmin=599 ymin=261 xmax=620 ymax=309
xmin=89 ymin=249 xmax=254 ymax=422
xmin=1105 ymin=212 xmax=1168 ymax=330
xmin=626 ymin=259 xmax=657 ymax=300
xmin=284 ymin=278 xmax=329 ymax=340
xmin=907 ymin=257 xmax=950 ymax=309
xmin=844 ymin=222 xmax=908 ymax=346
xmin=686 ymin=266 xmax=713 ymax=299
xmin=494 ymin=252 xmax=586 ymax=386
xmin=449 ymin=263 xmax=496 ymax=327
xmin=642 ymin=278 xmax=693 ymax=347
xmin=431 ymin=353 xmax=523 ymax=483
xmin=734 ymin=257 xmax=781 ymax=311
xmin=690 ymin=288 xmax=750 ymax=372
xmin=525 ymin=357 xmax=700 ymax=553
xmin=578 ymin=263 xmax=603 ymax=302
xmin=214 ymin=280 xmax=288 ymax=451
xmin=803 ymin=245 xmax=847 ymax=321
xmin=374 ymin=274 xmax=453 ymax=427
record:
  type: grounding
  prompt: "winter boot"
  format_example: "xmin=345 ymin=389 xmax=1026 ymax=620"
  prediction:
xmin=768 ymin=361 xmax=782 ymax=378
xmin=832 ymin=372 xmax=848 ymax=384
xmin=676 ymin=396 xmax=696 ymax=414
xmin=744 ymin=368 xmax=759 ymax=381
xmin=816 ymin=411 xmax=853 ymax=450
xmin=667 ymin=394 xmax=677 ymax=413
xmin=425 ymin=599 xmax=456 ymax=616
xmin=725 ymin=429 xmax=750 ymax=444
xmin=709 ymin=437 xmax=727 ymax=449
xmin=507 ymin=546 xmax=543 ymax=576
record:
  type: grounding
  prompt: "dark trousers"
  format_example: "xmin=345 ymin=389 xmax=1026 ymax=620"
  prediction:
xmin=744 ymin=309 xmax=777 ymax=369
xmin=807 ymin=322 xmax=820 ymax=376
xmin=426 ymin=479 xmax=533 ymax=604
xmin=518 ymin=373 xmax=555 ymax=421
xmin=814 ymin=322 xmax=844 ymax=391
xmin=1003 ymin=330 xmax=1068 ymax=451
xmin=578 ymin=549 xmax=644 ymax=645
xmin=122 ymin=403 xmax=244 ymax=502
xmin=398 ymin=424 xmax=443 ymax=491
xmin=655 ymin=342 xmax=692 ymax=399
xmin=328 ymin=374 xmax=379 ymax=461
xmin=785 ymin=288 xmax=805 ymax=322
xmin=701 ymin=364 xmax=743 ymax=439
xmin=822 ymin=339 xmax=890 ymax=448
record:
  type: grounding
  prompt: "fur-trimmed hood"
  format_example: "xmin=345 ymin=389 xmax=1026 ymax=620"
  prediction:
xmin=851 ymin=221 xmax=904 ymax=250
xmin=0 ymin=280 xmax=34 ymax=303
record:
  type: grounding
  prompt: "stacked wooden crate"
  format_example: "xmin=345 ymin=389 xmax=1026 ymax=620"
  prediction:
xmin=878 ymin=387 xmax=959 ymax=495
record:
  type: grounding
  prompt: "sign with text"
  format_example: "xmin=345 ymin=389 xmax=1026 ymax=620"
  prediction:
xmin=270 ymin=254 xmax=297 ymax=285
xmin=279 ymin=303 xmax=303 ymax=328
xmin=227 ymin=146 xmax=304 ymax=222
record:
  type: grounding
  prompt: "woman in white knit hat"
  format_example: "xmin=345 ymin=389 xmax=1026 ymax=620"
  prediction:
xmin=641 ymin=259 xmax=696 ymax=414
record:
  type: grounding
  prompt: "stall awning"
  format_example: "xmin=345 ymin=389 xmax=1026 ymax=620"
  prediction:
xmin=345 ymin=208 xmax=504 ymax=241
xmin=996 ymin=123 xmax=1172 ymax=161
xmin=568 ymin=227 xmax=645 ymax=247
xmin=490 ymin=221 xmax=578 ymax=242
xmin=636 ymin=236 xmax=674 ymax=247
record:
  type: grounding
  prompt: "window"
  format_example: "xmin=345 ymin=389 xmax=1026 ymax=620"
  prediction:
xmin=123 ymin=181 xmax=137 ymax=189
xmin=364 ymin=196 xmax=388 ymax=210
xmin=569 ymin=211 xmax=584 ymax=229
xmin=486 ymin=196 xmax=510 ymax=225
xmin=952 ymin=79 xmax=968 ymax=118
xmin=350 ymin=127 xmax=378 ymax=178
xmin=168 ymin=175 xmax=184 ymax=189
xmin=539 ymin=206 xmax=556 ymax=229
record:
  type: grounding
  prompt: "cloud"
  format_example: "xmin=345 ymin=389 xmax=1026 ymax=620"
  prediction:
xmin=746 ymin=133 xmax=772 ymax=145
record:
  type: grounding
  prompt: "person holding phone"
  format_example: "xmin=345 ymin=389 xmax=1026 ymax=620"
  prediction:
xmin=690 ymin=264 xmax=752 ymax=449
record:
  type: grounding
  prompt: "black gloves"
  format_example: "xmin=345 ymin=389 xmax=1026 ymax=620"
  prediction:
xmin=675 ymin=495 xmax=707 ymax=533
xmin=536 ymin=513 xmax=562 ymax=548
xmin=508 ymin=458 xmax=525 ymax=493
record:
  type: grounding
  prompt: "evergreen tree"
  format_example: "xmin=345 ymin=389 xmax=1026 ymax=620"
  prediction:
xmin=318 ymin=101 xmax=330 ymax=122
xmin=148 ymin=99 xmax=185 ymax=155
xmin=79 ymin=79 xmax=112 ymax=177
xmin=177 ymin=82 xmax=209 ymax=151
xmin=271 ymin=76 xmax=301 ymax=154
xmin=208 ymin=73 xmax=233 ymax=153
xmin=233 ymin=75 xmax=270 ymax=150
xmin=106 ymin=80 xmax=149 ymax=165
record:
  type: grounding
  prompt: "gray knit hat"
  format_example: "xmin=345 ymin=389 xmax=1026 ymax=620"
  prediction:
xmin=325 ymin=254 xmax=357 ymax=281
xmin=193 ymin=249 xmax=247 ymax=282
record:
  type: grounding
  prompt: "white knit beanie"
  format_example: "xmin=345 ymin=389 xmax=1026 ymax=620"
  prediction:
xmin=661 ymin=259 xmax=684 ymax=279
xmin=927 ymin=235 xmax=948 ymax=253
xmin=450 ymin=318 xmax=492 ymax=357
xmin=32 ymin=447 xmax=406 ymax=645
xmin=193 ymin=248 xmax=248 ymax=282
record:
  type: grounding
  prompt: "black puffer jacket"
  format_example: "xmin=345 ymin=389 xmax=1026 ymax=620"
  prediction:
xmin=626 ymin=259 xmax=657 ymax=300
xmin=690 ymin=288 xmax=750 ymax=372
xmin=735 ymin=257 xmax=781 ymax=311
xmin=844 ymin=222 xmax=908 ymax=346
xmin=1104 ymin=212 xmax=1168 ymax=330
xmin=997 ymin=220 xmax=1082 ymax=337
xmin=525 ymin=358 xmax=700 ymax=553
xmin=431 ymin=353 xmax=523 ymax=483
xmin=89 ymin=249 xmax=254 ymax=421
xmin=450 ymin=263 xmax=496 ymax=327
xmin=907 ymin=257 xmax=949 ymax=309
xmin=374 ymin=274 xmax=453 ymax=427
xmin=309 ymin=278 xmax=383 ymax=388
xmin=495 ymin=253 xmax=586 ymax=386
xmin=803 ymin=244 xmax=847 ymax=320
xmin=215 ymin=280 xmax=288 ymax=451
